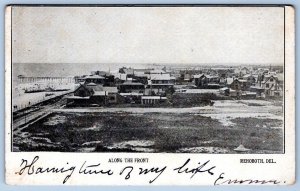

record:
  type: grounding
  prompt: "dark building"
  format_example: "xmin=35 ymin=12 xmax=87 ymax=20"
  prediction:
xmin=194 ymin=74 xmax=220 ymax=89
xmin=67 ymin=84 xmax=119 ymax=107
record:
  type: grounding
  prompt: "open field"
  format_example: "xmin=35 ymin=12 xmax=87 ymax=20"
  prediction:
xmin=13 ymin=99 xmax=283 ymax=153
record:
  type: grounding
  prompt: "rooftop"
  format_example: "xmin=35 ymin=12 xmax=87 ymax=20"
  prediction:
xmin=150 ymin=73 xmax=173 ymax=80
xmin=121 ymin=81 xmax=144 ymax=86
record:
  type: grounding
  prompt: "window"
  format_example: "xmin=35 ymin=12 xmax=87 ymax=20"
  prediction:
xmin=266 ymin=84 xmax=269 ymax=88
xmin=270 ymin=78 xmax=274 ymax=82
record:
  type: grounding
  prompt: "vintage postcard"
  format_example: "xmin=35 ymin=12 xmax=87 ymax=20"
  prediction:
xmin=5 ymin=5 xmax=295 ymax=185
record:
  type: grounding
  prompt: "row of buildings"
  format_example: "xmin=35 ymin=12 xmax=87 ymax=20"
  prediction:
xmin=195 ymin=73 xmax=283 ymax=98
xmin=69 ymin=68 xmax=175 ymax=106
xmin=66 ymin=66 xmax=283 ymax=107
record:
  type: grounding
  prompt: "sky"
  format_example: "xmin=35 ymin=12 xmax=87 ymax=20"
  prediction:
xmin=11 ymin=6 xmax=284 ymax=75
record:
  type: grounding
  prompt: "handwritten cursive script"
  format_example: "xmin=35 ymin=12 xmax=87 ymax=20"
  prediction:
xmin=119 ymin=165 xmax=167 ymax=183
xmin=214 ymin=173 xmax=282 ymax=185
xmin=15 ymin=156 xmax=76 ymax=184
xmin=174 ymin=158 xmax=216 ymax=178
xmin=15 ymin=156 xmax=283 ymax=185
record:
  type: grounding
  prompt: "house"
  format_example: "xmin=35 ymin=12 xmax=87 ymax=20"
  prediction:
xmin=84 ymin=75 xmax=106 ymax=85
xmin=73 ymin=83 xmax=96 ymax=97
xmin=215 ymin=68 xmax=235 ymax=78
xmin=89 ymin=87 xmax=119 ymax=105
xmin=119 ymin=81 xmax=145 ymax=94
xmin=194 ymin=74 xmax=220 ymax=89
xmin=150 ymin=73 xmax=175 ymax=84
xmin=67 ymin=84 xmax=94 ymax=106
xmin=114 ymin=73 xmax=128 ymax=84
xmin=178 ymin=70 xmax=202 ymax=83
xmin=194 ymin=74 xmax=206 ymax=88
xmin=147 ymin=73 xmax=175 ymax=94
xmin=242 ymin=74 xmax=257 ymax=86
xmin=132 ymin=72 xmax=149 ymax=85
xmin=102 ymin=86 xmax=119 ymax=104
xmin=67 ymin=84 xmax=119 ymax=106
xmin=261 ymin=75 xmax=283 ymax=97
xmin=230 ymin=79 xmax=248 ymax=91
xmin=239 ymin=67 xmax=250 ymax=76
xmin=229 ymin=79 xmax=242 ymax=91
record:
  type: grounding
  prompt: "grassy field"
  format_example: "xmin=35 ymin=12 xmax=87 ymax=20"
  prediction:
xmin=13 ymin=111 xmax=283 ymax=153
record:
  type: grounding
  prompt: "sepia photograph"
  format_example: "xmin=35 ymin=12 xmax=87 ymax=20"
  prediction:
xmin=11 ymin=6 xmax=285 ymax=154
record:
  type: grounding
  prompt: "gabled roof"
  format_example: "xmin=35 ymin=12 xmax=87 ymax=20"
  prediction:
xmin=241 ymin=67 xmax=250 ymax=71
xmin=150 ymin=73 xmax=172 ymax=80
xmin=193 ymin=74 xmax=205 ymax=78
xmin=262 ymin=75 xmax=278 ymax=84
xmin=231 ymin=79 xmax=241 ymax=84
xmin=73 ymin=84 xmax=94 ymax=96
